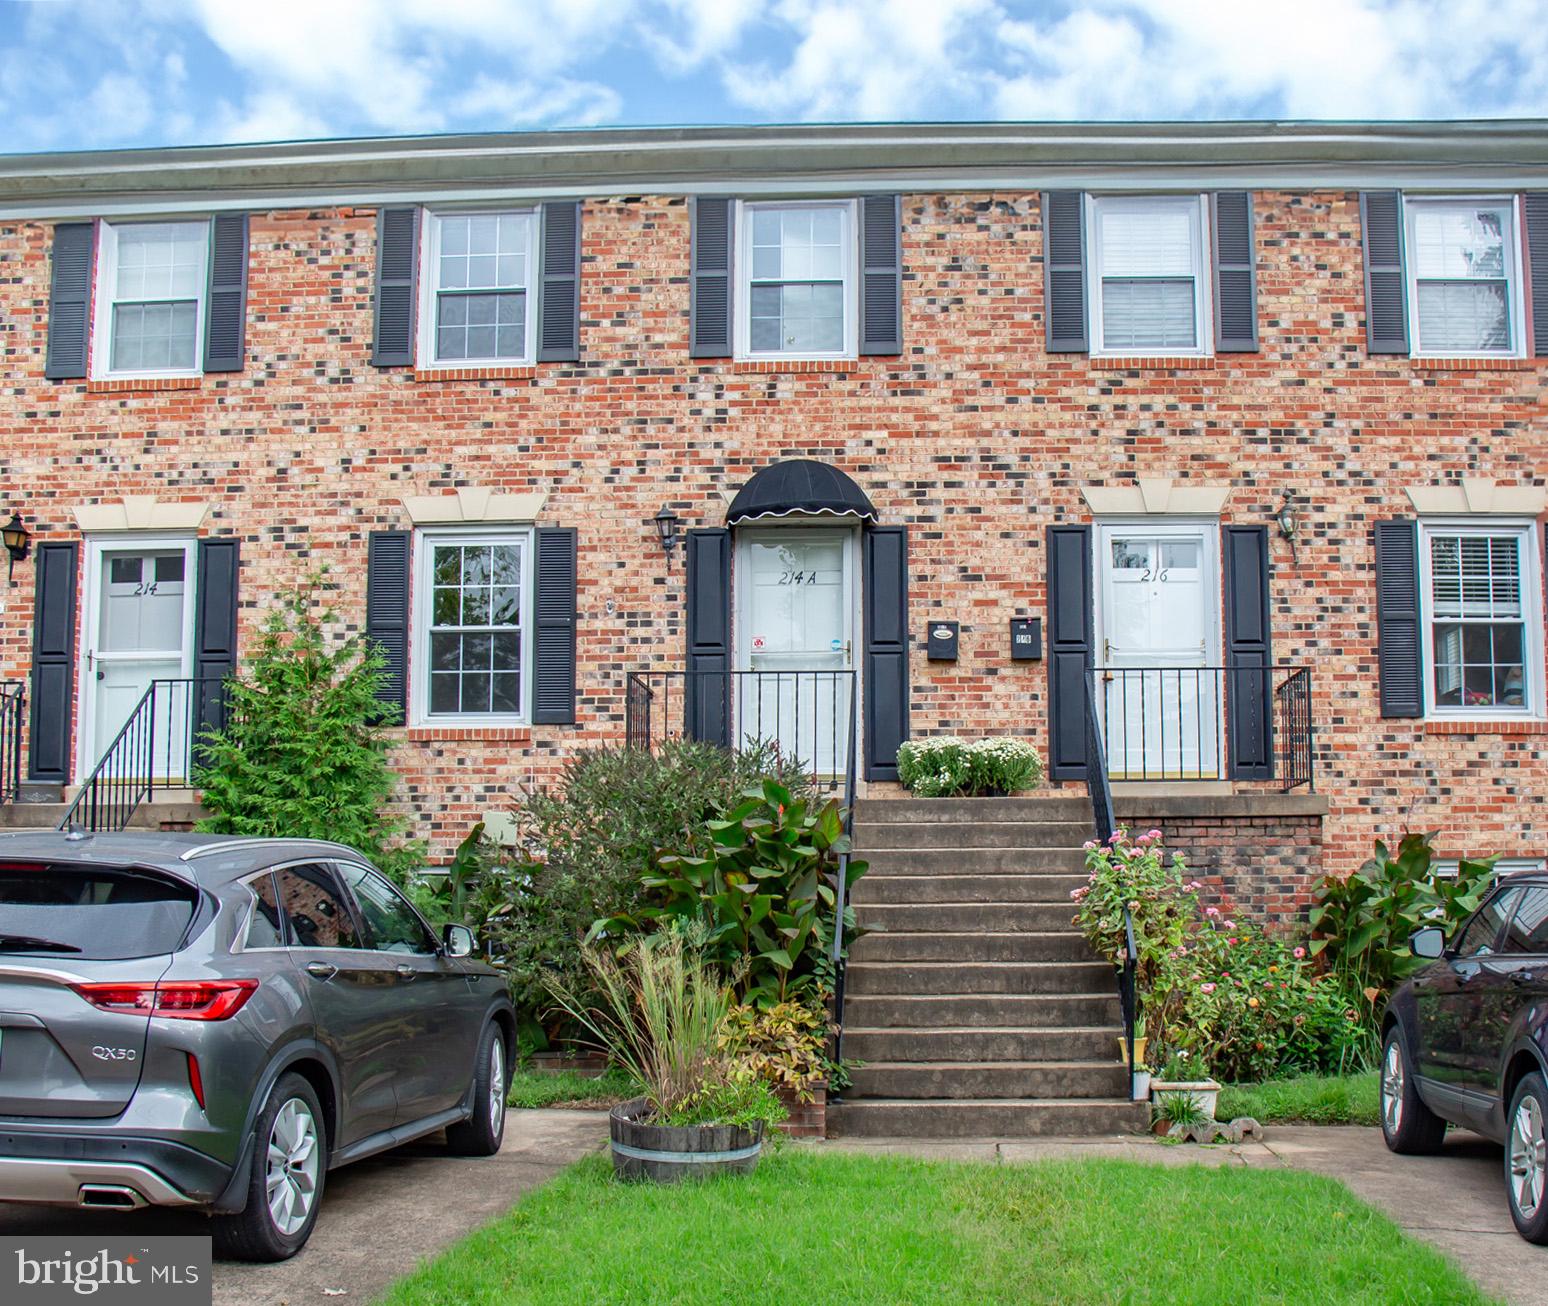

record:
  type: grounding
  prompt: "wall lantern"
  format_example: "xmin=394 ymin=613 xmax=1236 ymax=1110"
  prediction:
xmin=1 ymin=514 xmax=29 ymax=583
xmin=652 ymin=507 xmax=682 ymax=563
xmin=1275 ymin=491 xmax=1300 ymax=565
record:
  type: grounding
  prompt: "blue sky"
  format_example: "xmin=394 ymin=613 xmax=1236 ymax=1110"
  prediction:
xmin=1 ymin=0 xmax=1544 ymax=154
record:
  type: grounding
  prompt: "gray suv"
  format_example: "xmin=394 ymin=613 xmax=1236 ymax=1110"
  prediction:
xmin=0 ymin=830 xmax=514 ymax=1261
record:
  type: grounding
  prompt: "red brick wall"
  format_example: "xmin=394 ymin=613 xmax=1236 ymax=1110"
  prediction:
xmin=1 ymin=190 xmax=1545 ymax=882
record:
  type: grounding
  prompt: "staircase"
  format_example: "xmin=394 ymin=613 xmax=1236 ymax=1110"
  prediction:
xmin=828 ymin=796 xmax=1149 ymax=1138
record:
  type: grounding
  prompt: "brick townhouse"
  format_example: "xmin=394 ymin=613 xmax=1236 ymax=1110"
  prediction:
xmin=0 ymin=120 xmax=1546 ymax=920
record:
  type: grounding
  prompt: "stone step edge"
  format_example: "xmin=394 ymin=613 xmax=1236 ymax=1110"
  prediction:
xmin=829 ymin=1097 xmax=1141 ymax=1108
xmin=848 ymin=1059 xmax=1125 ymax=1071
xmin=843 ymin=1024 xmax=1126 ymax=1035
xmin=845 ymin=960 xmax=1112 ymax=970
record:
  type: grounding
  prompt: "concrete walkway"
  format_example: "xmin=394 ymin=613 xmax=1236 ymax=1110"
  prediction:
xmin=826 ymin=1126 xmax=1540 ymax=1306
xmin=0 ymin=1108 xmax=608 ymax=1306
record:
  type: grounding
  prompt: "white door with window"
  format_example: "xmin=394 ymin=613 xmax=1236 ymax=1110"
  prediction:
xmin=1095 ymin=523 xmax=1222 ymax=779
xmin=81 ymin=540 xmax=196 ymax=777
xmin=735 ymin=529 xmax=856 ymax=775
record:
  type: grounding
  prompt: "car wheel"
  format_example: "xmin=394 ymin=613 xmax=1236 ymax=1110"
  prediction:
xmin=446 ymin=1023 xmax=507 ymax=1157
xmin=1507 ymin=1072 xmax=1548 ymax=1242
xmin=1380 ymin=1026 xmax=1447 ymax=1155
xmin=212 ymin=1072 xmax=328 ymax=1262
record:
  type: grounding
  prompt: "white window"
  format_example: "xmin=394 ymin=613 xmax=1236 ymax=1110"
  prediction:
xmin=736 ymin=200 xmax=856 ymax=359
xmin=1087 ymin=195 xmax=1211 ymax=356
xmin=92 ymin=221 xmax=209 ymax=377
xmin=418 ymin=210 xmax=539 ymax=367
xmin=411 ymin=530 xmax=532 ymax=723
xmin=1420 ymin=521 xmax=1543 ymax=718
xmin=1405 ymin=198 xmax=1524 ymax=357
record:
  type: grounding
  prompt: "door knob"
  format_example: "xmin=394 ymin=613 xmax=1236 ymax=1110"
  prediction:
xmin=305 ymin=961 xmax=337 ymax=980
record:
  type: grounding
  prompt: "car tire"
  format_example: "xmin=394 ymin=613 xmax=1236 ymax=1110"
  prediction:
xmin=212 ymin=1072 xmax=328 ymax=1262
xmin=446 ymin=1022 xmax=507 ymax=1157
xmin=1380 ymin=1026 xmax=1447 ymax=1155
xmin=1506 ymin=1071 xmax=1548 ymax=1242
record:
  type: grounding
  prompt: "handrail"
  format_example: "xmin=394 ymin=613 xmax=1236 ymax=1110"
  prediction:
xmin=0 ymin=681 xmax=23 ymax=806
xmin=829 ymin=664 xmax=860 ymax=1093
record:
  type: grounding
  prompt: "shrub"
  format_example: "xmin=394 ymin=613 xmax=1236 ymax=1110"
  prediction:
xmin=720 ymin=999 xmax=828 ymax=1102
xmin=896 ymin=737 xmax=1043 ymax=798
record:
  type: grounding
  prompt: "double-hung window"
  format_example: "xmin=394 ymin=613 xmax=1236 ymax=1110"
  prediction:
xmin=1420 ymin=521 xmax=1542 ymax=716
xmin=412 ymin=530 xmax=531 ymax=723
xmin=1405 ymin=198 xmax=1523 ymax=357
xmin=420 ymin=210 xmax=538 ymax=367
xmin=737 ymin=201 xmax=856 ymax=359
xmin=93 ymin=221 xmax=209 ymax=376
xmin=1087 ymin=195 xmax=1211 ymax=355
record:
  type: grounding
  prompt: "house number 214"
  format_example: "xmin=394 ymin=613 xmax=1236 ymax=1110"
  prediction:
xmin=778 ymin=571 xmax=817 ymax=586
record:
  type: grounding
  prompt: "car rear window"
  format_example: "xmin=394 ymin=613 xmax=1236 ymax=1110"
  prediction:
xmin=0 ymin=862 xmax=198 ymax=960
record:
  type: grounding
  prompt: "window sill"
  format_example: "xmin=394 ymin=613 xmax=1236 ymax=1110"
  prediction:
xmin=1087 ymin=355 xmax=1215 ymax=372
xmin=726 ymin=359 xmax=861 ymax=375
xmin=403 ymin=725 xmax=533 ymax=743
xmin=1410 ymin=356 xmax=1539 ymax=372
xmin=87 ymin=376 xmax=204 ymax=393
xmin=413 ymin=365 xmax=539 ymax=383
xmin=1423 ymin=719 xmax=1548 ymax=736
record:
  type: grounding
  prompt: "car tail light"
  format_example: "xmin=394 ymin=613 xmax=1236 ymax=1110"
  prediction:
xmin=186 ymin=1052 xmax=206 ymax=1109
xmin=73 ymin=980 xmax=259 ymax=1021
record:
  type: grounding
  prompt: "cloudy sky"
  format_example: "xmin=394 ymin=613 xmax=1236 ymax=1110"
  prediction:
xmin=1 ymin=0 xmax=1544 ymax=153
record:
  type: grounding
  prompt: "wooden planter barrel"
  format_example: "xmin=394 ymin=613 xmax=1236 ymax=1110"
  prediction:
xmin=608 ymin=1097 xmax=764 ymax=1183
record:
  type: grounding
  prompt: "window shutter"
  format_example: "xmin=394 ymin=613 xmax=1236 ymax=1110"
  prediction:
xmin=1223 ymin=525 xmax=1273 ymax=779
xmin=192 ymin=539 xmax=240 ymax=759
xmin=1042 ymin=192 xmax=1088 ymax=353
xmin=44 ymin=223 xmax=95 ymax=381
xmin=537 ymin=201 xmax=582 ymax=363
xmin=203 ymin=212 xmax=249 ymax=373
xmin=1046 ymin=524 xmax=1092 ymax=780
xmin=532 ymin=527 xmax=578 ymax=725
xmin=684 ymin=528 xmax=731 ymax=745
xmin=860 ymin=194 xmax=903 ymax=356
xmin=1524 ymin=192 xmax=1548 ymax=357
xmin=1211 ymin=191 xmax=1259 ymax=352
xmin=1361 ymin=191 xmax=1409 ymax=355
xmin=690 ymin=198 xmax=734 ymax=359
xmin=863 ymin=525 xmax=909 ymax=780
xmin=365 ymin=531 xmax=411 ymax=720
xmin=1374 ymin=519 xmax=1423 ymax=718
xmin=371 ymin=207 xmax=421 ymax=368
xmin=28 ymin=542 xmax=78 ymax=783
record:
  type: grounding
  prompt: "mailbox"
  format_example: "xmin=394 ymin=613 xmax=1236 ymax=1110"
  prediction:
xmin=927 ymin=620 xmax=959 ymax=661
xmin=1010 ymin=617 xmax=1042 ymax=661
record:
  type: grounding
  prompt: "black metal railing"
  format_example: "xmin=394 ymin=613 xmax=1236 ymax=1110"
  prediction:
xmin=1274 ymin=667 xmax=1315 ymax=792
xmin=0 ymin=682 xmax=23 ymax=805
xmin=58 ymin=677 xmax=227 ymax=833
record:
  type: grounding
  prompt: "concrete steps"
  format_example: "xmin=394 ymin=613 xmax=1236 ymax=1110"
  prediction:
xmin=827 ymin=1098 xmax=1148 ymax=1138
xmin=862 ymin=847 xmax=1087 ymax=875
xmin=845 ymin=960 xmax=1114 ymax=996
xmin=0 ymin=799 xmax=206 ymax=830
xmin=855 ymin=902 xmax=1079 ymax=932
xmin=852 ymin=873 xmax=1086 ymax=904
xmin=855 ymin=931 xmax=1096 ymax=963
xmin=844 ymin=1025 xmax=1126 ymax=1063
xmin=847 ymin=1060 xmax=1130 ymax=1100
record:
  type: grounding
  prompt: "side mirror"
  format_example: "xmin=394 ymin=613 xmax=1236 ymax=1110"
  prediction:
xmin=1410 ymin=925 xmax=1446 ymax=960
xmin=442 ymin=923 xmax=476 ymax=958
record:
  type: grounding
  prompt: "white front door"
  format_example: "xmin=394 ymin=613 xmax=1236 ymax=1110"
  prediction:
xmin=81 ymin=540 xmax=196 ymax=777
xmin=735 ymin=529 xmax=856 ymax=775
xmin=1095 ymin=523 xmax=1222 ymax=779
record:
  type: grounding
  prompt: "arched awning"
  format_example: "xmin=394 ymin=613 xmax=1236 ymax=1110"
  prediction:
xmin=725 ymin=460 xmax=877 ymax=525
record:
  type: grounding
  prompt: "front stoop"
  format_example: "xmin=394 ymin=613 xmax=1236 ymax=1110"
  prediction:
xmin=829 ymin=797 xmax=1148 ymax=1139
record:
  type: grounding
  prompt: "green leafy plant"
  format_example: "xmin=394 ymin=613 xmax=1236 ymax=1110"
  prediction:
xmin=719 ymin=999 xmax=828 ymax=1102
xmin=896 ymin=736 xmax=1044 ymax=798
xmin=194 ymin=573 xmax=422 ymax=881
xmin=1155 ymin=1090 xmax=1209 ymax=1130
xmin=404 ymin=822 xmax=512 ymax=931
xmin=1072 ymin=828 xmax=1197 ymax=1001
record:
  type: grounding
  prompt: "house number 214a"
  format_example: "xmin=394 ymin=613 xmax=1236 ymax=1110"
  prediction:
xmin=778 ymin=571 xmax=817 ymax=586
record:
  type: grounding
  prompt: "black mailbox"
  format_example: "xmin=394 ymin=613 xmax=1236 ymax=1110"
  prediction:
xmin=927 ymin=620 xmax=959 ymax=661
xmin=1010 ymin=617 xmax=1042 ymax=661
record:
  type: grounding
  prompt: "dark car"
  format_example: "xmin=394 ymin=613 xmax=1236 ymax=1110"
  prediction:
xmin=1382 ymin=870 xmax=1548 ymax=1241
xmin=0 ymin=830 xmax=514 ymax=1261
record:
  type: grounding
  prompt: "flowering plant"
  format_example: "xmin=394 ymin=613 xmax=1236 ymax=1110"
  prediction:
xmin=896 ymin=737 xmax=1043 ymax=798
xmin=1071 ymin=828 xmax=1197 ymax=1000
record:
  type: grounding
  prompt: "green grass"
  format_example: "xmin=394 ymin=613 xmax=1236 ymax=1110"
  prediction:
xmin=1217 ymin=1072 xmax=1380 ymax=1126
xmin=377 ymin=1149 xmax=1489 ymax=1306
xmin=506 ymin=1067 xmax=634 ymax=1110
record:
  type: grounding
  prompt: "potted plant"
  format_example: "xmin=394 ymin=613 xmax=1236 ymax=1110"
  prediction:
xmin=1131 ymin=1060 xmax=1152 ymax=1103
xmin=1116 ymin=1015 xmax=1148 ymax=1072
xmin=1149 ymin=1050 xmax=1221 ymax=1120
xmin=895 ymin=737 xmax=1043 ymax=798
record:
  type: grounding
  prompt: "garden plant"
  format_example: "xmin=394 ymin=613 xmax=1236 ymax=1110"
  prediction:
xmin=895 ymin=736 xmax=1043 ymax=797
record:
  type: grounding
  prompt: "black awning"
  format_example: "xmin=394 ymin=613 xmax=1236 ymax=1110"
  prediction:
xmin=724 ymin=460 xmax=877 ymax=525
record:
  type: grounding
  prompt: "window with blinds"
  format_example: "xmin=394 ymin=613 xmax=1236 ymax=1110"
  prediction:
xmin=1406 ymin=199 xmax=1522 ymax=356
xmin=1423 ymin=526 xmax=1539 ymax=714
xmin=1089 ymin=196 xmax=1208 ymax=354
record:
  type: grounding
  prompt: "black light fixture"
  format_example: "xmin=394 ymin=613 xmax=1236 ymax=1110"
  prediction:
xmin=652 ymin=506 xmax=682 ymax=563
xmin=1275 ymin=491 xmax=1300 ymax=565
xmin=1 ymin=514 xmax=28 ymax=583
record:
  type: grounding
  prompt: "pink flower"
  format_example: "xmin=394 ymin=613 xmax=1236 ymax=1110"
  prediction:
xmin=1082 ymin=840 xmax=1098 ymax=851
xmin=1201 ymin=983 xmax=1216 ymax=994
xmin=1293 ymin=946 xmax=1306 ymax=959
xmin=1108 ymin=831 xmax=1123 ymax=844
xmin=1205 ymin=906 xmax=1220 ymax=917
xmin=1222 ymin=919 xmax=1236 ymax=930
xmin=1146 ymin=829 xmax=1162 ymax=840
xmin=1228 ymin=937 xmax=1239 ymax=946
xmin=1069 ymin=886 xmax=1088 ymax=900
xmin=1187 ymin=880 xmax=1203 ymax=891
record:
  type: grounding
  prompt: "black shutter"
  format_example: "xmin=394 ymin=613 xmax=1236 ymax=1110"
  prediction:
xmin=1361 ymin=191 xmax=1409 ymax=355
xmin=860 ymin=194 xmax=903 ymax=356
xmin=28 ymin=542 xmax=78 ymax=783
xmin=863 ymin=526 xmax=909 ymax=781
xmin=1223 ymin=526 xmax=1273 ymax=779
xmin=371 ymin=207 xmax=420 ymax=368
xmin=192 ymin=540 xmax=240 ymax=757
xmin=537 ymin=201 xmax=582 ymax=363
xmin=44 ymin=223 xmax=95 ymax=381
xmin=690 ymin=198 xmax=734 ymax=359
xmin=365 ymin=531 xmax=410 ymax=720
xmin=1211 ymin=191 xmax=1258 ymax=352
xmin=1524 ymin=193 xmax=1548 ymax=357
xmin=1374 ymin=519 xmax=1423 ymax=718
xmin=684 ymin=528 xmax=730 ymax=746
xmin=533 ymin=527 xmax=578 ymax=725
xmin=1046 ymin=525 xmax=1092 ymax=780
xmin=1042 ymin=191 xmax=1087 ymax=353
xmin=203 ymin=212 xmax=249 ymax=373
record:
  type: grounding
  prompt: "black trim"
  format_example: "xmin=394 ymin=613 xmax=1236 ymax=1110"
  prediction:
xmin=1046 ymin=524 xmax=1093 ymax=780
xmin=862 ymin=525 xmax=909 ymax=781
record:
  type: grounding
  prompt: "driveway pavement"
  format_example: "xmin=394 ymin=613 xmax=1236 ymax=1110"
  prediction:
xmin=0 ymin=1108 xmax=607 ymax=1306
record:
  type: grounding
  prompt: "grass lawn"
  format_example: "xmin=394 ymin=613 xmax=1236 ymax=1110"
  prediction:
xmin=506 ymin=1067 xmax=634 ymax=1110
xmin=377 ymin=1149 xmax=1488 ymax=1306
xmin=1217 ymin=1072 xmax=1379 ymax=1126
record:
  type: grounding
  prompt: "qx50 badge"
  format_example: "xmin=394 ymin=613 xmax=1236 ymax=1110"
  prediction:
xmin=91 ymin=1045 xmax=137 ymax=1061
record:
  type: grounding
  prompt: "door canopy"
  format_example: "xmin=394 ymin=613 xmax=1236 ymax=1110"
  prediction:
xmin=725 ymin=460 xmax=877 ymax=525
